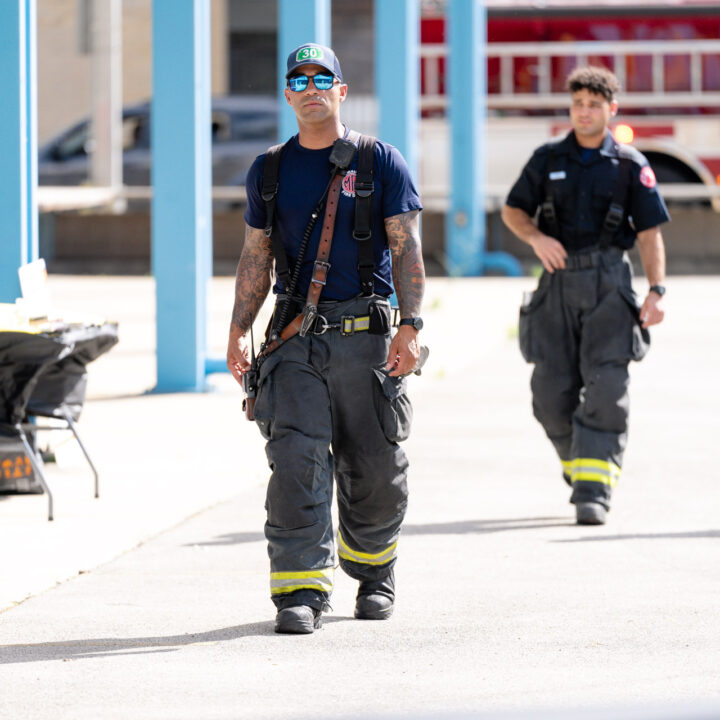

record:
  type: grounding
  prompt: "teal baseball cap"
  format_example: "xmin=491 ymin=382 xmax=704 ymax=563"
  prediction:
xmin=285 ymin=43 xmax=344 ymax=82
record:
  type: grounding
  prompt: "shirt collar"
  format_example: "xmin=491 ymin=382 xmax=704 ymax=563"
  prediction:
xmin=556 ymin=130 xmax=617 ymax=161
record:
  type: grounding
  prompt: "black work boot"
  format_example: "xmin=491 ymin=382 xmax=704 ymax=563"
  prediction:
xmin=355 ymin=570 xmax=395 ymax=620
xmin=274 ymin=605 xmax=323 ymax=634
xmin=576 ymin=501 xmax=607 ymax=526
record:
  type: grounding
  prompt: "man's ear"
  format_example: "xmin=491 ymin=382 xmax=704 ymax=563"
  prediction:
xmin=284 ymin=87 xmax=293 ymax=106
xmin=338 ymin=84 xmax=348 ymax=103
xmin=609 ymin=99 xmax=619 ymax=117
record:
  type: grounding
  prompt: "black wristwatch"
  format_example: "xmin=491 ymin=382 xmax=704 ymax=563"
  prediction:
xmin=649 ymin=284 xmax=666 ymax=297
xmin=399 ymin=317 xmax=423 ymax=331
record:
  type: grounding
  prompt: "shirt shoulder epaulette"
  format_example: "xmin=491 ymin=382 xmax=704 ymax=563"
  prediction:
xmin=616 ymin=143 xmax=648 ymax=167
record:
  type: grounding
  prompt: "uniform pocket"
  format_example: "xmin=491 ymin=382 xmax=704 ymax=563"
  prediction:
xmin=254 ymin=353 xmax=283 ymax=440
xmin=372 ymin=368 xmax=413 ymax=443
xmin=583 ymin=288 xmax=649 ymax=365
xmin=618 ymin=286 xmax=651 ymax=362
xmin=518 ymin=281 xmax=550 ymax=363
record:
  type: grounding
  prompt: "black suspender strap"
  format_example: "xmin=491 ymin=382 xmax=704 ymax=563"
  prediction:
xmin=598 ymin=145 xmax=632 ymax=248
xmin=353 ymin=133 xmax=377 ymax=296
xmin=261 ymin=142 xmax=291 ymax=289
xmin=541 ymin=146 xmax=561 ymax=240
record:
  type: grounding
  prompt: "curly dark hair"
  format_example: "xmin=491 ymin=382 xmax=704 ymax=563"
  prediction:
xmin=566 ymin=66 xmax=620 ymax=102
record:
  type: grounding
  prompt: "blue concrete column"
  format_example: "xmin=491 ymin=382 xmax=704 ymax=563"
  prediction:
xmin=376 ymin=0 xmax=420 ymax=304
xmin=277 ymin=0 xmax=331 ymax=143
xmin=0 ymin=0 xmax=37 ymax=302
xmin=446 ymin=0 xmax=521 ymax=277
xmin=375 ymin=0 xmax=419 ymax=181
xmin=25 ymin=0 xmax=38 ymax=264
xmin=446 ymin=0 xmax=484 ymax=276
xmin=152 ymin=0 xmax=212 ymax=391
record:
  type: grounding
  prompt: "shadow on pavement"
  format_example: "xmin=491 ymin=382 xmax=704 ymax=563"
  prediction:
xmin=554 ymin=530 xmax=720 ymax=543
xmin=0 ymin=622 xmax=276 ymax=664
xmin=188 ymin=518 xmax=575 ymax=547
xmin=186 ymin=531 xmax=266 ymax=546
xmin=402 ymin=517 xmax=574 ymax=535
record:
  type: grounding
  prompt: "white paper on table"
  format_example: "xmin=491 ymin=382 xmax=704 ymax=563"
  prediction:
xmin=18 ymin=259 xmax=53 ymax=321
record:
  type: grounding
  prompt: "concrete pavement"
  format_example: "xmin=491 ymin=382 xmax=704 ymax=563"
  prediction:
xmin=0 ymin=274 xmax=719 ymax=719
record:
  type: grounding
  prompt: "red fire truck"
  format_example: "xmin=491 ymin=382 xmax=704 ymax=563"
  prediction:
xmin=419 ymin=0 xmax=720 ymax=211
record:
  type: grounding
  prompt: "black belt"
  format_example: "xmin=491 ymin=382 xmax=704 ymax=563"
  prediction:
xmin=563 ymin=245 xmax=623 ymax=271
xmin=309 ymin=314 xmax=371 ymax=336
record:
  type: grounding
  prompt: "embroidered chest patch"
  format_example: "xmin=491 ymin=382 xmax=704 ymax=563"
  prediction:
xmin=341 ymin=170 xmax=356 ymax=198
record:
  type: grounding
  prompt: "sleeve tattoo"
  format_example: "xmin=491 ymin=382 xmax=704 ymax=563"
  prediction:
xmin=385 ymin=210 xmax=425 ymax=317
xmin=230 ymin=226 xmax=274 ymax=333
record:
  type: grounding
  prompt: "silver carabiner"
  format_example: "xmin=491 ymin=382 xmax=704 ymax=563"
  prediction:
xmin=312 ymin=314 xmax=330 ymax=335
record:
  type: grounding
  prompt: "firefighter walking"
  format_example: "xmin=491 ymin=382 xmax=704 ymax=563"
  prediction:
xmin=226 ymin=43 xmax=424 ymax=633
xmin=502 ymin=67 xmax=670 ymax=525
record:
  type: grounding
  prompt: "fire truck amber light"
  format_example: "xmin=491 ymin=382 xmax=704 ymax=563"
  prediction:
xmin=614 ymin=124 xmax=634 ymax=144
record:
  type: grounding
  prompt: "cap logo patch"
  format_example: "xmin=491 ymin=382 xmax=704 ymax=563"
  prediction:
xmin=639 ymin=166 xmax=657 ymax=188
xmin=341 ymin=170 xmax=356 ymax=198
xmin=297 ymin=47 xmax=324 ymax=62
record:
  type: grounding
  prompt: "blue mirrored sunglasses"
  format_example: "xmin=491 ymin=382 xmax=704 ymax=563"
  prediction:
xmin=287 ymin=73 xmax=336 ymax=92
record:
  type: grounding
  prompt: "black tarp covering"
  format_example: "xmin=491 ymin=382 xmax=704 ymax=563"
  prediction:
xmin=0 ymin=323 xmax=118 ymax=494
xmin=25 ymin=323 xmax=119 ymax=421
xmin=0 ymin=332 xmax=71 ymax=426
xmin=0 ymin=323 xmax=118 ymax=425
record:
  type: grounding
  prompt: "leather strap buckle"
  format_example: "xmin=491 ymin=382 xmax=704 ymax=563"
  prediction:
xmin=311 ymin=260 xmax=331 ymax=287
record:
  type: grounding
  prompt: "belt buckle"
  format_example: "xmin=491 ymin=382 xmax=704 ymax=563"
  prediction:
xmin=341 ymin=315 xmax=355 ymax=336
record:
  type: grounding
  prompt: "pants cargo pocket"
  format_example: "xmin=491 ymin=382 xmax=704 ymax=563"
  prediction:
xmin=618 ymin=287 xmax=651 ymax=362
xmin=254 ymin=353 xmax=282 ymax=440
xmin=372 ymin=368 xmax=413 ymax=443
xmin=518 ymin=281 xmax=550 ymax=363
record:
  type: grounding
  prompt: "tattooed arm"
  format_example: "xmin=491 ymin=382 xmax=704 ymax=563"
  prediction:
xmin=226 ymin=225 xmax=274 ymax=385
xmin=384 ymin=209 xmax=425 ymax=377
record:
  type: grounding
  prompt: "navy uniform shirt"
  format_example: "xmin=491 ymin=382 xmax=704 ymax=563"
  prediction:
xmin=245 ymin=134 xmax=422 ymax=301
xmin=506 ymin=130 xmax=670 ymax=252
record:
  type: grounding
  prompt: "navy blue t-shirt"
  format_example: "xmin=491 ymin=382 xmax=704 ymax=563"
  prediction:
xmin=244 ymin=134 xmax=422 ymax=300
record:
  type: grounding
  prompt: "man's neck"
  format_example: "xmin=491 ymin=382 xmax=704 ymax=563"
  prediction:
xmin=574 ymin=129 xmax=607 ymax=149
xmin=297 ymin=119 xmax=345 ymax=149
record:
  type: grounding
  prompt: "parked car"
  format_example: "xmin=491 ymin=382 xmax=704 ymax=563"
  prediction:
xmin=38 ymin=95 xmax=278 ymax=188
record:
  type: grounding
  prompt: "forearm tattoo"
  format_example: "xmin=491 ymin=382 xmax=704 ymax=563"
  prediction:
xmin=385 ymin=210 xmax=425 ymax=317
xmin=230 ymin=226 xmax=273 ymax=333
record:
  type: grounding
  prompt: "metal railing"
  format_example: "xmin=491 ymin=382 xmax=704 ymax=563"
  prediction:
xmin=421 ymin=39 xmax=720 ymax=110
xmin=36 ymin=185 xmax=247 ymax=212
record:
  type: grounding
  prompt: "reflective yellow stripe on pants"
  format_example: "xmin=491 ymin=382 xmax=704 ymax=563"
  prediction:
xmin=570 ymin=458 xmax=621 ymax=487
xmin=270 ymin=568 xmax=334 ymax=596
xmin=337 ymin=529 xmax=397 ymax=566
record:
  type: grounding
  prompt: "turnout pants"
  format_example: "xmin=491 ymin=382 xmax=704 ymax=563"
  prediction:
xmin=253 ymin=295 xmax=412 ymax=611
xmin=519 ymin=247 xmax=650 ymax=509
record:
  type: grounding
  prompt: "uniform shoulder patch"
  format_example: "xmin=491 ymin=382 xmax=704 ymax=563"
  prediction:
xmin=639 ymin=165 xmax=657 ymax=189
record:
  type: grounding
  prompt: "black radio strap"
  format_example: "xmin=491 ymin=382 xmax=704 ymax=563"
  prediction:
xmin=261 ymin=143 xmax=290 ymax=289
xmin=598 ymin=145 xmax=632 ymax=248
